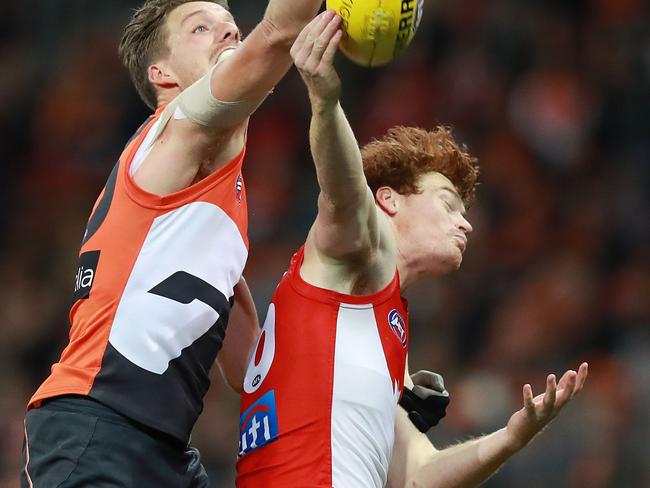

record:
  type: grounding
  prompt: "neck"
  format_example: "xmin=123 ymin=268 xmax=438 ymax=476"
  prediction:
xmin=396 ymin=250 xmax=419 ymax=291
xmin=157 ymin=88 xmax=182 ymax=107
xmin=392 ymin=217 xmax=423 ymax=290
xmin=395 ymin=235 xmax=448 ymax=290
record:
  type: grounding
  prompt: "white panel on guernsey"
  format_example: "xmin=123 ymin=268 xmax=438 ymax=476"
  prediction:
xmin=129 ymin=117 xmax=161 ymax=176
xmin=242 ymin=303 xmax=277 ymax=394
xmin=109 ymin=202 xmax=248 ymax=374
xmin=130 ymin=106 xmax=190 ymax=176
xmin=331 ymin=304 xmax=397 ymax=488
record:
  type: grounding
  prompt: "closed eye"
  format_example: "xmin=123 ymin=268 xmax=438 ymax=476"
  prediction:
xmin=439 ymin=188 xmax=465 ymax=213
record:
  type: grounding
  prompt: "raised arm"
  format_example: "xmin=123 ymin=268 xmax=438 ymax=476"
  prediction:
xmin=132 ymin=2 xmax=325 ymax=195
xmin=211 ymin=0 xmax=325 ymax=110
xmin=387 ymin=363 xmax=588 ymax=488
xmin=291 ymin=14 xmax=392 ymax=290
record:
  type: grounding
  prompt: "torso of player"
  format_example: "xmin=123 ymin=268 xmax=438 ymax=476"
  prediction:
xmin=28 ymin=104 xmax=249 ymax=443
xmin=237 ymin=246 xmax=409 ymax=488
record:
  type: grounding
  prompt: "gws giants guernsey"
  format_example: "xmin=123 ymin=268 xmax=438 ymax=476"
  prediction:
xmin=29 ymin=104 xmax=249 ymax=444
xmin=237 ymin=246 xmax=409 ymax=488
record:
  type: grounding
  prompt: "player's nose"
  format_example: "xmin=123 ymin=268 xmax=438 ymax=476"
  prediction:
xmin=219 ymin=23 xmax=240 ymax=43
xmin=459 ymin=215 xmax=472 ymax=234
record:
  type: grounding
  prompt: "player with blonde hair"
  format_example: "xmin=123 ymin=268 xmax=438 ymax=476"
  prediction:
xmin=21 ymin=1 xmax=328 ymax=486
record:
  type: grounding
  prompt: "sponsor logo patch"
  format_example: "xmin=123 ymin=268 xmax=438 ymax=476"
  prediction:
xmin=239 ymin=390 xmax=279 ymax=456
xmin=73 ymin=250 xmax=100 ymax=301
xmin=388 ymin=309 xmax=407 ymax=347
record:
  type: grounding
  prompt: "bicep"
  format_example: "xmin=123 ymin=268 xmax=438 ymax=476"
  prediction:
xmin=388 ymin=359 xmax=438 ymax=487
xmin=388 ymin=401 xmax=440 ymax=488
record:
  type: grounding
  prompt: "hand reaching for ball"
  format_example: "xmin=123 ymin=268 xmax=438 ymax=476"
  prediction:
xmin=290 ymin=10 xmax=343 ymax=110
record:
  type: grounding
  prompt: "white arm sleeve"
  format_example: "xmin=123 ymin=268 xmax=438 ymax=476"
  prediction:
xmin=175 ymin=61 xmax=264 ymax=128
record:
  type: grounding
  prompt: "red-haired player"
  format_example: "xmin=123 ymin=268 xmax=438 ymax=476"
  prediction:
xmin=236 ymin=14 xmax=588 ymax=488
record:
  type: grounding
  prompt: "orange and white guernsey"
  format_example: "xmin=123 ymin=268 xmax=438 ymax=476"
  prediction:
xmin=29 ymin=105 xmax=249 ymax=444
xmin=237 ymin=246 xmax=409 ymax=488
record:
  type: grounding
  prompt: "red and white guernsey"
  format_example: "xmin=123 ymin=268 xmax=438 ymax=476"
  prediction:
xmin=237 ymin=246 xmax=409 ymax=487
xmin=28 ymin=104 xmax=249 ymax=444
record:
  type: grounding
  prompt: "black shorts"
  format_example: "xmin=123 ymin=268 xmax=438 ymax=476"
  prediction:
xmin=21 ymin=396 xmax=210 ymax=488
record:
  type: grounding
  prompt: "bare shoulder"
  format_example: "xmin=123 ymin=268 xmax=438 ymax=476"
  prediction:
xmin=301 ymin=207 xmax=397 ymax=295
xmin=132 ymin=105 xmax=246 ymax=195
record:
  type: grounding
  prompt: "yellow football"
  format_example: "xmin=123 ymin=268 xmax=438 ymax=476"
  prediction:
xmin=326 ymin=0 xmax=424 ymax=67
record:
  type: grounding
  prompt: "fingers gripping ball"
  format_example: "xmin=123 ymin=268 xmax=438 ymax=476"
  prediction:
xmin=325 ymin=0 xmax=424 ymax=67
xmin=399 ymin=370 xmax=450 ymax=433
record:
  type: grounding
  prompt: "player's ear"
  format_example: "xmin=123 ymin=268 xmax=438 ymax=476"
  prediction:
xmin=148 ymin=63 xmax=178 ymax=89
xmin=375 ymin=186 xmax=399 ymax=216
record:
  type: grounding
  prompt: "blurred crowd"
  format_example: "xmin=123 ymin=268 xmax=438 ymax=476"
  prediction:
xmin=1 ymin=0 xmax=649 ymax=486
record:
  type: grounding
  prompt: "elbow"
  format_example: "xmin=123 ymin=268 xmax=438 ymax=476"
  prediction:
xmin=405 ymin=480 xmax=427 ymax=488
xmin=224 ymin=369 xmax=245 ymax=394
xmin=404 ymin=453 xmax=440 ymax=488
xmin=400 ymin=471 xmax=428 ymax=488
xmin=217 ymin=358 xmax=246 ymax=394
xmin=404 ymin=470 xmax=433 ymax=488
xmin=229 ymin=380 xmax=244 ymax=395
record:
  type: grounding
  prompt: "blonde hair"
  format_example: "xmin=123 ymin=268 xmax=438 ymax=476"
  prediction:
xmin=118 ymin=0 xmax=229 ymax=109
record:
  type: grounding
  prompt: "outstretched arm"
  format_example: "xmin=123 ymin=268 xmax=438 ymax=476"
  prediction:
xmin=210 ymin=1 xmax=326 ymax=120
xmin=291 ymin=14 xmax=385 ymax=273
xmin=387 ymin=363 xmax=589 ymax=488
xmin=134 ymin=3 xmax=326 ymax=195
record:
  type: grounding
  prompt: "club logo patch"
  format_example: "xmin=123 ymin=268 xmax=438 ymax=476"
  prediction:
xmin=239 ymin=390 xmax=279 ymax=457
xmin=73 ymin=250 xmax=100 ymax=301
xmin=388 ymin=309 xmax=407 ymax=347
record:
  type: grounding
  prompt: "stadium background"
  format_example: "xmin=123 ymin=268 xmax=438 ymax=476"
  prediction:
xmin=1 ymin=0 xmax=649 ymax=486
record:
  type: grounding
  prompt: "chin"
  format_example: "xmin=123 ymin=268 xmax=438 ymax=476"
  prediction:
xmin=426 ymin=253 xmax=462 ymax=277
xmin=445 ymin=259 xmax=462 ymax=273
xmin=444 ymin=250 xmax=464 ymax=272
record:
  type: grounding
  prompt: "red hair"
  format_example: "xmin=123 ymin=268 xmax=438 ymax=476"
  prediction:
xmin=361 ymin=126 xmax=479 ymax=205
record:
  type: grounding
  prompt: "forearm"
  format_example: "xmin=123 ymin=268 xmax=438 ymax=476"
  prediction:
xmin=217 ymin=278 xmax=260 ymax=393
xmin=390 ymin=404 xmax=520 ymax=488
xmin=392 ymin=364 xmax=589 ymax=488
xmin=411 ymin=429 xmax=518 ymax=488
xmin=310 ymin=102 xmax=368 ymax=206
xmin=209 ymin=2 xmax=323 ymax=107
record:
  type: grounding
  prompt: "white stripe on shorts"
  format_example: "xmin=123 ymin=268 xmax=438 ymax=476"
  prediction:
xmin=23 ymin=419 xmax=34 ymax=488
